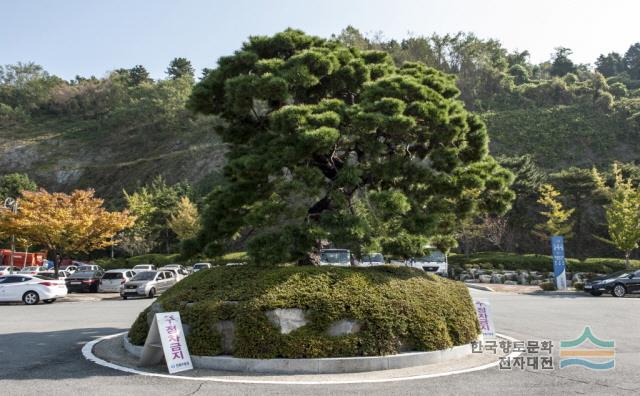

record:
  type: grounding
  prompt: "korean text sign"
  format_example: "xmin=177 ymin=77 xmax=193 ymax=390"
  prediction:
xmin=156 ymin=311 xmax=193 ymax=373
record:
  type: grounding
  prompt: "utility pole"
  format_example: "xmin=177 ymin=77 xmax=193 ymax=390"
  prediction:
xmin=2 ymin=198 xmax=18 ymax=274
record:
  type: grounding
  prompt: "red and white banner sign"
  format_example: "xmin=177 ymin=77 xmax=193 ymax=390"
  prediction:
xmin=474 ymin=300 xmax=496 ymax=338
xmin=156 ymin=311 xmax=193 ymax=373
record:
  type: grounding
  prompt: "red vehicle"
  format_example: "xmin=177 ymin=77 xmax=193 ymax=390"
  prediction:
xmin=0 ymin=249 xmax=46 ymax=268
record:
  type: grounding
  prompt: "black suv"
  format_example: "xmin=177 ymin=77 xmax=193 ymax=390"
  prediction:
xmin=584 ymin=269 xmax=640 ymax=297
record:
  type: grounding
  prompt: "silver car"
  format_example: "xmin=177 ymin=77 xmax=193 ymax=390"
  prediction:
xmin=120 ymin=270 xmax=176 ymax=299
xmin=99 ymin=269 xmax=136 ymax=292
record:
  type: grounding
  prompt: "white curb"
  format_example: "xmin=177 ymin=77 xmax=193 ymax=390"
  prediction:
xmin=82 ymin=332 xmax=522 ymax=385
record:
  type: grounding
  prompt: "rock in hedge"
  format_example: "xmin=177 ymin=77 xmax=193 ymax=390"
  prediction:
xmin=327 ymin=319 xmax=361 ymax=336
xmin=265 ymin=308 xmax=309 ymax=335
xmin=215 ymin=320 xmax=235 ymax=354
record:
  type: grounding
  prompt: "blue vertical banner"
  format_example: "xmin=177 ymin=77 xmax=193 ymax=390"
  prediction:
xmin=551 ymin=236 xmax=567 ymax=290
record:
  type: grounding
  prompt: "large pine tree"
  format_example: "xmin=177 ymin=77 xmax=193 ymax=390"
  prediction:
xmin=188 ymin=29 xmax=514 ymax=265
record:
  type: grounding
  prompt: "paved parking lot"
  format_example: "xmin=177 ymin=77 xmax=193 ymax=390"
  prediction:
xmin=1 ymin=289 xmax=639 ymax=395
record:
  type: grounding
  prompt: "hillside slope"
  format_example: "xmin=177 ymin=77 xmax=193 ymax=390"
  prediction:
xmin=0 ymin=114 xmax=225 ymax=203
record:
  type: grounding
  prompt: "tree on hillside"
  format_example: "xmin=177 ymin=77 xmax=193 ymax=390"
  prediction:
xmin=114 ymin=65 xmax=152 ymax=86
xmin=0 ymin=173 xmax=37 ymax=200
xmin=167 ymin=196 xmax=200 ymax=241
xmin=549 ymin=167 xmax=604 ymax=257
xmin=188 ymin=29 xmax=514 ymax=265
xmin=498 ymin=155 xmax=546 ymax=252
xmin=533 ymin=184 xmax=574 ymax=240
xmin=166 ymin=57 xmax=195 ymax=81
xmin=550 ymin=47 xmax=577 ymax=77
xmin=623 ymin=43 xmax=640 ymax=79
xmin=129 ymin=65 xmax=152 ymax=85
xmin=0 ymin=189 xmax=134 ymax=276
xmin=596 ymin=52 xmax=625 ymax=77
xmin=123 ymin=177 xmax=190 ymax=254
xmin=593 ymin=164 xmax=640 ymax=266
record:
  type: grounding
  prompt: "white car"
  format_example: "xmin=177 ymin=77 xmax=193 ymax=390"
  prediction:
xmin=192 ymin=262 xmax=212 ymax=272
xmin=77 ymin=264 xmax=104 ymax=272
xmin=407 ymin=249 xmax=449 ymax=277
xmin=19 ymin=266 xmax=49 ymax=275
xmin=0 ymin=274 xmax=67 ymax=304
xmin=39 ymin=270 xmax=70 ymax=280
xmin=133 ymin=264 xmax=156 ymax=272
xmin=99 ymin=269 xmax=136 ymax=292
xmin=0 ymin=266 xmax=21 ymax=276
xmin=158 ymin=267 xmax=187 ymax=281
xmin=59 ymin=265 xmax=78 ymax=274
xmin=360 ymin=253 xmax=385 ymax=267
xmin=319 ymin=249 xmax=351 ymax=267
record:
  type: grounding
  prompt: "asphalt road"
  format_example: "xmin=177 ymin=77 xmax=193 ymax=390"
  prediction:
xmin=1 ymin=290 xmax=639 ymax=395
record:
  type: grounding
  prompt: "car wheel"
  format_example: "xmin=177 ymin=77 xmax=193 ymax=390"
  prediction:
xmin=23 ymin=291 xmax=40 ymax=305
xmin=43 ymin=299 xmax=56 ymax=304
xmin=122 ymin=296 xmax=128 ymax=300
xmin=90 ymin=284 xmax=98 ymax=293
xmin=612 ymin=284 xmax=626 ymax=297
xmin=590 ymin=291 xmax=602 ymax=296
xmin=148 ymin=288 xmax=156 ymax=298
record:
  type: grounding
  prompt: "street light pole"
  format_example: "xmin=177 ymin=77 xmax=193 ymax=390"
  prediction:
xmin=2 ymin=197 xmax=19 ymax=274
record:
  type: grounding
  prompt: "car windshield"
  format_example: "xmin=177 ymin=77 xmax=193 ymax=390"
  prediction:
xmin=102 ymin=272 xmax=123 ymax=279
xmin=71 ymin=271 xmax=98 ymax=278
xmin=132 ymin=271 xmax=156 ymax=281
xmin=363 ymin=253 xmax=384 ymax=262
xmin=418 ymin=251 xmax=446 ymax=263
xmin=321 ymin=250 xmax=350 ymax=263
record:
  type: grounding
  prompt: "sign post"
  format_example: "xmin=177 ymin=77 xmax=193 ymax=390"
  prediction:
xmin=139 ymin=311 xmax=193 ymax=374
xmin=551 ymin=235 xmax=567 ymax=290
xmin=474 ymin=299 xmax=496 ymax=338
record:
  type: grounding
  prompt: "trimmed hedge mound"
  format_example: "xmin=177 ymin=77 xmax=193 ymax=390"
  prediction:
xmin=128 ymin=265 xmax=479 ymax=359
xmin=449 ymin=252 xmax=640 ymax=274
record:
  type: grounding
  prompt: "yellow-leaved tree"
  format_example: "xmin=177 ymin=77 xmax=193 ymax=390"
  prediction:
xmin=0 ymin=189 xmax=135 ymax=275
xmin=593 ymin=164 xmax=640 ymax=266
xmin=167 ymin=196 xmax=200 ymax=242
xmin=533 ymin=183 xmax=574 ymax=240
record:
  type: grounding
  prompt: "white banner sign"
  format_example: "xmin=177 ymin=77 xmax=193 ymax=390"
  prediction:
xmin=474 ymin=299 xmax=496 ymax=338
xmin=156 ymin=311 xmax=193 ymax=373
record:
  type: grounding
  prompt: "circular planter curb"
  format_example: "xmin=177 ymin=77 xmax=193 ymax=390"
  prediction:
xmin=123 ymin=335 xmax=474 ymax=374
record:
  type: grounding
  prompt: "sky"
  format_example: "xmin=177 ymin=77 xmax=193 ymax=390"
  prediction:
xmin=2 ymin=0 xmax=639 ymax=80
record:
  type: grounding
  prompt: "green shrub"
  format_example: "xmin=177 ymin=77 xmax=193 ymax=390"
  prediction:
xmin=128 ymin=265 xmax=479 ymax=358
xmin=539 ymin=282 xmax=556 ymax=291
xmin=573 ymin=282 xmax=584 ymax=291
xmin=450 ymin=252 xmax=639 ymax=274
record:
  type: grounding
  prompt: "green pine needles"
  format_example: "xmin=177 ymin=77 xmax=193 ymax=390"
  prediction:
xmin=188 ymin=29 xmax=514 ymax=264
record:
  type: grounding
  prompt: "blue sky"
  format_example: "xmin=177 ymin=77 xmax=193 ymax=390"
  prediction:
xmin=3 ymin=0 xmax=639 ymax=80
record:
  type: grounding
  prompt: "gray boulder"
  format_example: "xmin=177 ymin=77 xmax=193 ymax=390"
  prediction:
xmin=215 ymin=320 xmax=235 ymax=354
xmin=327 ymin=319 xmax=361 ymax=336
xmin=490 ymin=274 xmax=505 ymax=284
xmin=265 ymin=308 xmax=309 ymax=334
xmin=479 ymin=274 xmax=492 ymax=283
